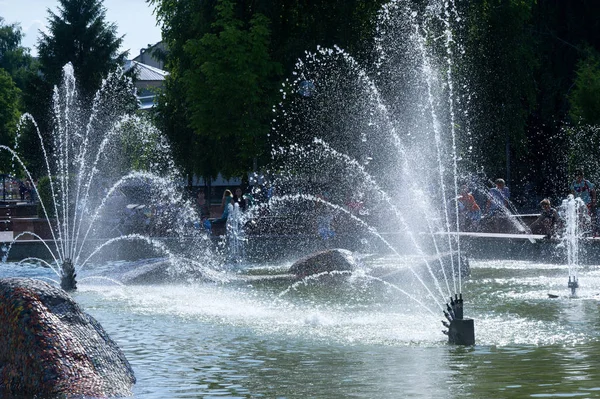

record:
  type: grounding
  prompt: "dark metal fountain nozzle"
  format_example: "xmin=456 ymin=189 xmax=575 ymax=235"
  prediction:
xmin=443 ymin=293 xmax=474 ymax=346
xmin=568 ymin=276 xmax=579 ymax=296
xmin=60 ymin=258 xmax=77 ymax=292
xmin=450 ymin=294 xmax=464 ymax=320
xmin=443 ymin=311 xmax=452 ymax=322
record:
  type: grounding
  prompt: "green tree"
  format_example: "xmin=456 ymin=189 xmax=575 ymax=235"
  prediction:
xmin=462 ymin=0 xmax=538 ymax=184
xmin=257 ymin=0 xmax=386 ymax=72
xmin=0 ymin=17 xmax=34 ymax=173
xmin=569 ymin=49 xmax=600 ymax=125
xmin=149 ymin=0 xmax=385 ymax=184
xmin=461 ymin=1 xmax=600 ymax=198
xmin=0 ymin=18 xmax=36 ymax=91
xmin=182 ymin=0 xmax=282 ymax=179
xmin=37 ymin=0 xmax=127 ymax=98
xmin=19 ymin=0 xmax=129 ymax=178
xmin=0 ymin=69 xmax=20 ymax=142
xmin=148 ymin=0 xmax=215 ymax=184
xmin=0 ymin=69 xmax=21 ymax=171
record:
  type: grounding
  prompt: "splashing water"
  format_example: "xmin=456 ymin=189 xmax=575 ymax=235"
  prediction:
xmin=558 ymin=194 xmax=589 ymax=295
xmin=6 ymin=63 xmax=219 ymax=289
xmin=251 ymin=0 xmax=478 ymax=339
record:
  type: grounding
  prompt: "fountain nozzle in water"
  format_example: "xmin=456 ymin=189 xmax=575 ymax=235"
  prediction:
xmin=442 ymin=293 xmax=474 ymax=345
xmin=60 ymin=259 xmax=77 ymax=292
xmin=568 ymin=276 xmax=578 ymax=296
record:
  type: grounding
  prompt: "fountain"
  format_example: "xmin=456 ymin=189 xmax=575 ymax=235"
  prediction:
xmin=224 ymin=203 xmax=246 ymax=264
xmin=559 ymin=194 xmax=589 ymax=296
xmin=6 ymin=1 xmax=600 ymax=396
xmin=4 ymin=63 xmax=218 ymax=290
xmin=256 ymin=0 xmax=475 ymax=344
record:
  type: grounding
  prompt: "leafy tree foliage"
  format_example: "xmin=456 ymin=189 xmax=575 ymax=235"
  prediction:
xmin=0 ymin=19 xmax=38 ymax=175
xmin=0 ymin=18 xmax=36 ymax=91
xmin=454 ymin=0 xmax=600 ymax=200
xmin=569 ymin=49 xmax=600 ymax=126
xmin=182 ymin=0 xmax=281 ymax=178
xmin=0 ymin=69 xmax=20 ymax=152
xmin=148 ymin=0 xmax=215 ymax=183
xmin=459 ymin=0 xmax=538 ymax=184
xmin=148 ymin=0 xmax=600 ymax=201
xmin=149 ymin=0 xmax=386 ymax=183
xmin=258 ymin=0 xmax=386 ymax=71
xmin=153 ymin=0 xmax=283 ymax=180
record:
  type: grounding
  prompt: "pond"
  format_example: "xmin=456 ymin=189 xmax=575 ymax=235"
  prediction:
xmin=4 ymin=257 xmax=600 ymax=398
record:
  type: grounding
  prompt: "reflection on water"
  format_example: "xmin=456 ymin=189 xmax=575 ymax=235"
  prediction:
xmin=3 ymin=258 xmax=600 ymax=398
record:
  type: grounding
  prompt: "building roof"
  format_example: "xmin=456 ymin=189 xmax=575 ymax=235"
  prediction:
xmin=133 ymin=42 xmax=167 ymax=70
xmin=124 ymin=60 xmax=169 ymax=82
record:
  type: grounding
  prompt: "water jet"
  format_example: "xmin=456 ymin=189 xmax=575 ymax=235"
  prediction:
xmin=4 ymin=63 xmax=219 ymax=289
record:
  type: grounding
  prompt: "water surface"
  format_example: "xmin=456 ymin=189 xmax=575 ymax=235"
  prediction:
xmin=3 ymin=258 xmax=600 ymax=398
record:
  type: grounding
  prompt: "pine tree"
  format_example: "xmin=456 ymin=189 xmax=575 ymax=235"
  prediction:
xmin=20 ymin=0 xmax=130 ymax=178
xmin=37 ymin=0 xmax=126 ymax=98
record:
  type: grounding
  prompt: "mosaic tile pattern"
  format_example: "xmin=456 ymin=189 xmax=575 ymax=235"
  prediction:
xmin=0 ymin=278 xmax=135 ymax=397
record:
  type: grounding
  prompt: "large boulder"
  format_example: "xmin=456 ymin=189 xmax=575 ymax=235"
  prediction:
xmin=110 ymin=258 xmax=212 ymax=285
xmin=116 ymin=258 xmax=172 ymax=285
xmin=0 ymin=278 xmax=135 ymax=397
xmin=289 ymin=248 xmax=359 ymax=277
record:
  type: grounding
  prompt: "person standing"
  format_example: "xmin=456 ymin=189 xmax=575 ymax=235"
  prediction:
xmin=457 ymin=185 xmax=481 ymax=231
xmin=486 ymin=178 xmax=510 ymax=215
xmin=209 ymin=189 xmax=234 ymax=225
xmin=530 ymin=199 xmax=559 ymax=237
xmin=483 ymin=178 xmax=511 ymax=233
xmin=571 ymin=169 xmax=598 ymax=235
xmin=570 ymin=169 xmax=596 ymax=212
xmin=233 ymin=187 xmax=247 ymax=212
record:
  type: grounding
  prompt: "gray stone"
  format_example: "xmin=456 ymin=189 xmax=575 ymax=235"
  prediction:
xmin=118 ymin=258 xmax=172 ymax=285
xmin=289 ymin=248 xmax=358 ymax=277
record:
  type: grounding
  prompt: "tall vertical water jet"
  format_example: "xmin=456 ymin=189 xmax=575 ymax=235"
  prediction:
xmin=559 ymin=194 xmax=587 ymax=296
xmin=225 ymin=203 xmax=246 ymax=264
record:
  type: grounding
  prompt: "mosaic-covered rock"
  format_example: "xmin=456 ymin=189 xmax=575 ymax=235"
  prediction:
xmin=0 ymin=278 xmax=135 ymax=397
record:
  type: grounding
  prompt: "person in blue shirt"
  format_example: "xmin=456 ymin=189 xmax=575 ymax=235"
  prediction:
xmin=570 ymin=169 xmax=596 ymax=211
xmin=486 ymin=178 xmax=510 ymax=216
xmin=570 ymin=169 xmax=598 ymax=235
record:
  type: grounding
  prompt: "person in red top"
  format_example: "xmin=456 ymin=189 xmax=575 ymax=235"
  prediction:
xmin=457 ymin=185 xmax=481 ymax=231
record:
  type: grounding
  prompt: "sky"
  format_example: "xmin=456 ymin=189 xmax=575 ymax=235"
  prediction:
xmin=0 ymin=0 xmax=162 ymax=58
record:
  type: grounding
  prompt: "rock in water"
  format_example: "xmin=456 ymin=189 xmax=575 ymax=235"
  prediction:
xmin=0 ymin=278 xmax=135 ymax=397
xmin=289 ymin=248 xmax=358 ymax=277
xmin=116 ymin=258 xmax=172 ymax=285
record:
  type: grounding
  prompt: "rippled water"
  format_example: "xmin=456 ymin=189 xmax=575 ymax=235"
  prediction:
xmin=3 ymin=257 xmax=600 ymax=398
